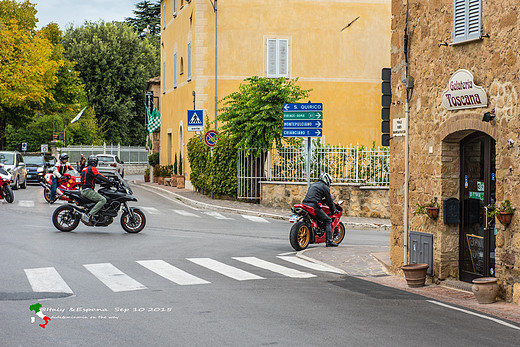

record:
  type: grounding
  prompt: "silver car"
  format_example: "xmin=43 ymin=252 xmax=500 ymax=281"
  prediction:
xmin=95 ymin=154 xmax=125 ymax=178
xmin=0 ymin=151 xmax=27 ymax=190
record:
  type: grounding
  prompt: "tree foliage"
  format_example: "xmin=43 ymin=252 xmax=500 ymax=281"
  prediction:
xmin=217 ymin=76 xmax=312 ymax=151
xmin=125 ymin=0 xmax=161 ymax=48
xmin=62 ymin=21 xmax=160 ymax=146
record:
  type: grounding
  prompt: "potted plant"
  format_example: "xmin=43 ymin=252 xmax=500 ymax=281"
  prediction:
xmin=177 ymin=153 xmax=185 ymax=189
xmin=144 ymin=167 xmax=150 ymax=182
xmin=413 ymin=198 xmax=440 ymax=220
xmin=488 ymin=200 xmax=515 ymax=226
xmin=170 ymin=154 xmax=178 ymax=187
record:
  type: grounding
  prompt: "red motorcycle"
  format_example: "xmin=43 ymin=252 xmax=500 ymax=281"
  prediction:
xmin=40 ymin=169 xmax=81 ymax=203
xmin=289 ymin=200 xmax=345 ymax=250
xmin=0 ymin=165 xmax=14 ymax=203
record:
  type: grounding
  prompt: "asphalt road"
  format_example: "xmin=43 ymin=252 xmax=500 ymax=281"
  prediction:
xmin=0 ymin=183 xmax=518 ymax=346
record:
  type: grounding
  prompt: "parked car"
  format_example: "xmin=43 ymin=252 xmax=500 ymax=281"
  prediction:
xmin=44 ymin=154 xmax=56 ymax=171
xmin=0 ymin=151 xmax=27 ymax=190
xmin=22 ymin=154 xmax=47 ymax=183
xmin=95 ymin=154 xmax=124 ymax=177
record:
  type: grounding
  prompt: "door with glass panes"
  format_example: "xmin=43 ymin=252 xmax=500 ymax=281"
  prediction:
xmin=459 ymin=132 xmax=496 ymax=282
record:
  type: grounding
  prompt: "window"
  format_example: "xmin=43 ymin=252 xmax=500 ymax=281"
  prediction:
xmin=173 ymin=53 xmax=177 ymax=88
xmin=452 ymin=0 xmax=482 ymax=44
xmin=187 ymin=42 xmax=192 ymax=81
xmin=163 ymin=3 xmax=166 ymax=28
xmin=180 ymin=57 xmax=184 ymax=75
xmin=173 ymin=0 xmax=177 ymax=17
xmin=266 ymin=39 xmax=288 ymax=78
xmin=162 ymin=61 xmax=166 ymax=93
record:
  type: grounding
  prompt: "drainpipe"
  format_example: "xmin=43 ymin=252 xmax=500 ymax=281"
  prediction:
xmin=403 ymin=0 xmax=412 ymax=265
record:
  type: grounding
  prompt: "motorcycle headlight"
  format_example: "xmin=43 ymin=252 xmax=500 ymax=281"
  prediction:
xmin=37 ymin=167 xmax=44 ymax=172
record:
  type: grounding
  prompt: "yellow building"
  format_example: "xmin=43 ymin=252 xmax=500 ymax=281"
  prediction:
xmin=160 ymin=0 xmax=391 ymax=182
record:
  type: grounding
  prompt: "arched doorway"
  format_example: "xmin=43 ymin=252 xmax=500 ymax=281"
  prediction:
xmin=459 ymin=131 xmax=496 ymax=282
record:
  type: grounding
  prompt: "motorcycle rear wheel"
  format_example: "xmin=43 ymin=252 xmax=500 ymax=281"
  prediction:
xmin=52 ymin=205 xmax=79 ymax=232
xmin=332 ymin=222 xmax=346 ymax=245
xmin=3 ymin=184 xmax=14 ymax=203
xmin=120 ymin=208 xmax=146 ymax=233
xmin=43 ymin=187 xmax=51 ymax=203
xmin=289 ymin=221 xmax=311 ymax=251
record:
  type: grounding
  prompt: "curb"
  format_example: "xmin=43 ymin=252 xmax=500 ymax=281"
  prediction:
xmin=131 ymin=181 xmax=288 ymax=221
xmin=296 ymin=249 xmax=348 ymax=275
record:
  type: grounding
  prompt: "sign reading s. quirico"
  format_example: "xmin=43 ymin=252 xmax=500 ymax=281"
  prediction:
xmin=441 ymin=69 xmax=488 ymax=110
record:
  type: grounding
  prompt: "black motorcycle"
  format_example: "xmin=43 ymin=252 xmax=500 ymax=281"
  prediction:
xmin=52 ymin=172 xmax=146 ymax=233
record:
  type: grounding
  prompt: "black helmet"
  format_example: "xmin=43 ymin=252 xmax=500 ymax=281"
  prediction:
xmin=59 ymin=153 xmax=69 ymax=163
xmin=319 ymin=172 xmax=333 ymax=186
xmin=87 ymin=155 xmax=98 ymax=167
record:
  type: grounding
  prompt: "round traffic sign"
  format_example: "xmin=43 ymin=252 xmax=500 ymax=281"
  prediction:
xmin=204 ymin=130 xmax=219 ymax=147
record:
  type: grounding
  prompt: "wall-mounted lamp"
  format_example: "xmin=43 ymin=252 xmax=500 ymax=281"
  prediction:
xmin=482 ymin=112 xmax=495 ymax=122
xmin=508 ymin=139 xmax=515 ymax=149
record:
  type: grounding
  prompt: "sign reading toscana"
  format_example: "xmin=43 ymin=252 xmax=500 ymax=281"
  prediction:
xmin=441 ymin=69 xmax=487 ymax=110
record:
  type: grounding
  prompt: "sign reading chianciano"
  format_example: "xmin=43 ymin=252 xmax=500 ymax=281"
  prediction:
xmin=441 ymin=69 xmax=487 ymax=110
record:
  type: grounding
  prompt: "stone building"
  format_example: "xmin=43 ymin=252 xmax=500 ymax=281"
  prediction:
xmin=390 ymin=0 xmax=520 ymax=303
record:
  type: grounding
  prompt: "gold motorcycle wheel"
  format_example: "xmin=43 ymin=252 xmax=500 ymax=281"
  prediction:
xmin=289 ymin=221 xmax=311 ymax=251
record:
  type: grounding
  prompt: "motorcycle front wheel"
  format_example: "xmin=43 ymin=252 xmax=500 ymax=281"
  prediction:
xmin=52 ymin=205 xmax=79 ymax=232
xmin=121 ymin=208 xmax=146 ymax=233
xmin=332 ymin=222 xmax=346 ymax=245
xmin=289 ymin=221 xmax=311 ymax=251
xmin=3 ymin=184 xmax=14 ymax=203
xmin=43 ymin=187 xmax=51 ymax=203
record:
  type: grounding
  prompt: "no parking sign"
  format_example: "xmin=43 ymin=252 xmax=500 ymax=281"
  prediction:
xmin=204 ymin=130 xmax=218 ymax=148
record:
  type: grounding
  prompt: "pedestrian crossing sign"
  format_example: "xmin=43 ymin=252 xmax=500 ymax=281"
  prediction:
xmin=187 ymin=110 xmax=204 ymax=131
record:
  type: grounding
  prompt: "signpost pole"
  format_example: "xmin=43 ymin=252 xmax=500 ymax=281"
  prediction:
xmin=306 ymin=137 xmax=311 ymax=188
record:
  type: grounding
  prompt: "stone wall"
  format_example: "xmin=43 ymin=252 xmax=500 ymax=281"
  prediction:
xmin=390 ymin=0 xmax=520 ymax=303
xmin=260 ymin=182 xmax=389 ymax=218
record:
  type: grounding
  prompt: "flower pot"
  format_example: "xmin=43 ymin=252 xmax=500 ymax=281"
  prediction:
xmin=497 ymin=212 xmax=513 ymax=226
xmin=170 ymin=175 xmax=178 ymax=187
xmin=472 ymin=277 xmax=499 ymax=304
xmin=177 ymin=175 xmax=185 ymax=189
xmin=426 ymin=207 xmax=439 ymax=219
xmin=153 ymin=176 xmax=159 ymax=183
xmin=144 ymin=175 xmax=150 ymax=183
xmin=401 ymin=263 xmax=428 ymax=288
xmin=158 ymin=177 xmax=164 ymax=185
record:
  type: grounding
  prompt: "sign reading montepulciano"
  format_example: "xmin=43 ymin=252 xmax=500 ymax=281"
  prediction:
xmin=441 ymin=69 xmax=488 ymax=110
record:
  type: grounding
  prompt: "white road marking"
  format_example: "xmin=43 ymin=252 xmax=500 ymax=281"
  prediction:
xmin=203 ymin=211 xmax=234 ymax=220
xmin=132 ymin=184 xmax=200 ymax=210
xmin=188 ymin=258 xmax=264 ymax=281
xmin=233 ymin=257 xmax=316 ymax=278
xmin=427 ymin=300 xmax=520 ymax=331
xmin=24 ymin=267 xmax=73 ymax=294
xmin=140 ymin=207 xmax=160 ymax=215
xmin=137 ymin=260 xmax=210 ymax=285
xmin=83 ymin=263 xmax=147 ymax=292
xmin=172 ymin=209 xmax=199 ymax=217
xmin=242 ymin=215 xmax=269 ymax=223
xmin=18 ymin=200 xmax=35 ymax=207
xmin=277 ymin=256 xmax=344 ymax=274
xmin=278 ymin=252 xmax=297 ymax=256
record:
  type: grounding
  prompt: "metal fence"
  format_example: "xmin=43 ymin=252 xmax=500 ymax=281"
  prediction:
xmin=238 ymin=144 xmax=390 ymax=200
xmin=63 ymin=143 xmax=149 ymax=164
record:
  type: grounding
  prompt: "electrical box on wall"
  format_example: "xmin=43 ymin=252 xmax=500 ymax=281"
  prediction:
xmin=410 ymin=231 xmax=433 ymax=276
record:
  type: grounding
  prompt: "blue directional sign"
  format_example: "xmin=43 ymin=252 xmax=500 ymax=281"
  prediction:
xmin=283 ymin=129 xmax=322 ymax=137
xmin=283 ymin=103 xmax=323 ymax=112
xmin=282 ymin=120 xmax=322 ymax=128
xmin=187 ymin=110 xmax=204 ymax=132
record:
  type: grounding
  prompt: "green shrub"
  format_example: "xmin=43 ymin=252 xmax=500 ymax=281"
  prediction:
xmin=148 ymin=152 xmax=159 ymax=166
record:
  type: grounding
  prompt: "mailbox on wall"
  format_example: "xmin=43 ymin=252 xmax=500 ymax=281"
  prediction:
xmin=443 ymin=198 xmax=460 ymax=224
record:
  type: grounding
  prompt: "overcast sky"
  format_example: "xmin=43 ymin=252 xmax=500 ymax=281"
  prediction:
xmin=33 ymin=0 xmax=138 ymax=30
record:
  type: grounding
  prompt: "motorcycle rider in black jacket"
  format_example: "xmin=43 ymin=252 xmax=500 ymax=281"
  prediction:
xmin=302 ymin=173 xmax=338 ymax=247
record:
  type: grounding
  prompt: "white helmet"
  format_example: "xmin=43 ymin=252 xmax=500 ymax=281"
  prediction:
xmin=319 ymin=172 xmax=333 ymax=186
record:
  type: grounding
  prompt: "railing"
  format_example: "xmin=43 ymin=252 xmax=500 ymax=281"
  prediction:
xmin=63 ymin=143 xmax=149 ymax=164
xmin=238 ymin=144 xmax=389 ymax=200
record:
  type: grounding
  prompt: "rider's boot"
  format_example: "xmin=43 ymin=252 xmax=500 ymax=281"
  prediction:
xmin=326 ymin=227 xmax=338 ymax=247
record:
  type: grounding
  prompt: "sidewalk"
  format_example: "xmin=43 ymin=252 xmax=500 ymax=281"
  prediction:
xmin=132 ymin=179 xmax=520 ymax=326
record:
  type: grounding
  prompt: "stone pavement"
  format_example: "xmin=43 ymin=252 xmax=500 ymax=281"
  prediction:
xmin=131 ymin=179 xmax=520 ymax=326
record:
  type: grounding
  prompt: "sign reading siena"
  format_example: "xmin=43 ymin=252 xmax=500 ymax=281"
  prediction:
xmin=441 ymin=69 xmax=488 ymax=111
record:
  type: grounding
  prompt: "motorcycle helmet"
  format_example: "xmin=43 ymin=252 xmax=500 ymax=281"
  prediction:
xmin=319 ymin=172 xmax=333 ymax=187
xmin=87 ymin=155 xmax=98 ymax=167
xmin=59 ymin=153 xmax=69 ymax=163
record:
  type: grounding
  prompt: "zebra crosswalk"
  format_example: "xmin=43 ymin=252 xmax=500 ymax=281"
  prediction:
xmin=23 ymin=256 xmax=341 ymax=294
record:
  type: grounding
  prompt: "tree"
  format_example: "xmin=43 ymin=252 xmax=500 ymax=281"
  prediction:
xmin=0 ymin=0 xmax=61 ymax=148
xmin=62 ymin=21 xmax=160 ymax=145
xmin=125 ymin=1 xmax=161 ymax=48
xmin=217 ymin=76 xmax=311 ymax=150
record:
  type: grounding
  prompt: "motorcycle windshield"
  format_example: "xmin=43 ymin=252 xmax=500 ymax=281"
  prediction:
xmin=0 ymin=167 xmax=8 ymax=175
xmin=114 ymin=171 xmax=132 ymax=194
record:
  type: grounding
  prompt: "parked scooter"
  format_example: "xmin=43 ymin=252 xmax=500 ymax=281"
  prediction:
xmin=0 ymin=165 xmax=14 ymax=203
xmin=289 ymin=200 xmax=345 ymax=250
xmin=40 ymin=169 xmax=81 ymax=203
xmin=52 ymin=172 xmax=146 ymax=233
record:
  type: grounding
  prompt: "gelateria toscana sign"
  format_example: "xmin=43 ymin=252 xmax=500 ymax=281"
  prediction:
xmin=441 ymin=69 xmax=488 ymax=110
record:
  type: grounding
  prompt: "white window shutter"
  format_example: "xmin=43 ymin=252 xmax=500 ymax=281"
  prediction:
xmin=278 ymin=39 xmax=288 ymax=77
xmin=173 ymin=53 xmax=177 ymax=88
xmin=163 ymin=3 xmax=166 ymax=28
xmin=267 ymin=39 xmax=277 ymax=77
xmin=466 ymin=0 xmax=481 ymax=40
xmin=187 ymin=42 xmax=192 ymax=81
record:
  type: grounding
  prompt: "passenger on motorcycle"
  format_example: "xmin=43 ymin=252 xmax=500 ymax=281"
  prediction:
xmin=80 ymin=155 xmax=113 ymax=224
xmin=302 ymin=172 xmax=338 ymax=247
xmin=50 ymin=153 xmax=74 ymax=203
